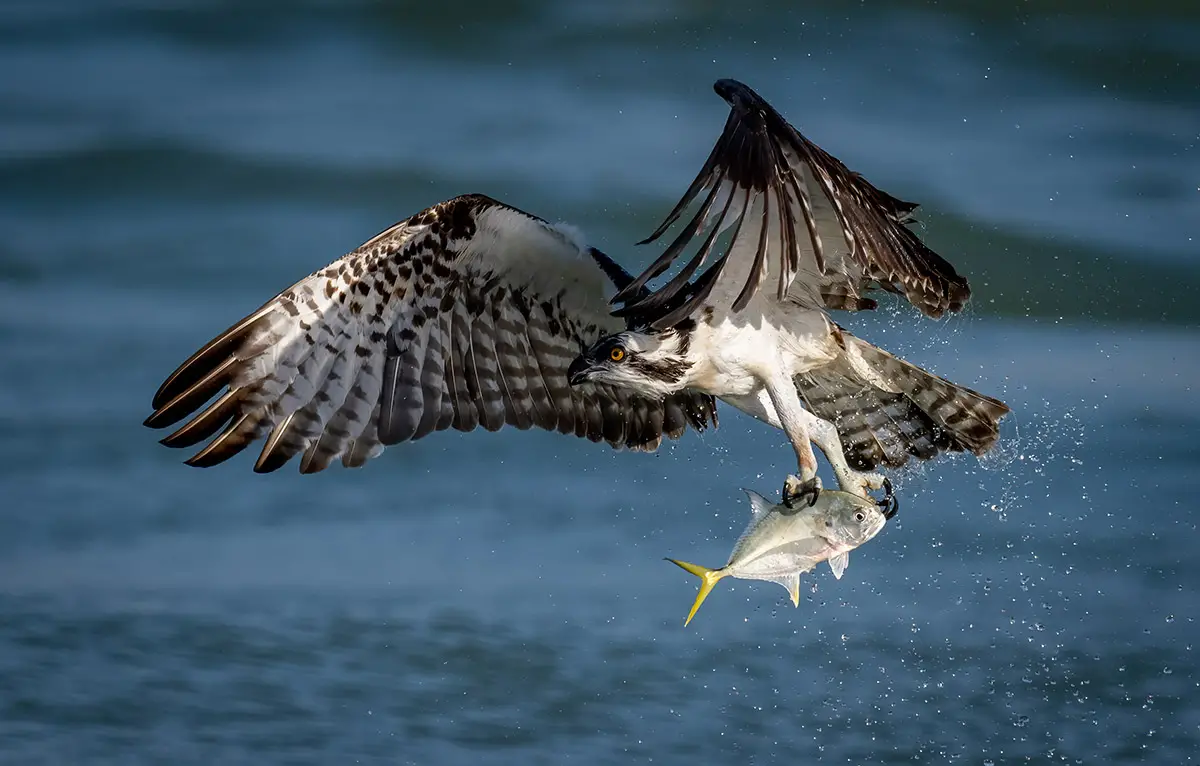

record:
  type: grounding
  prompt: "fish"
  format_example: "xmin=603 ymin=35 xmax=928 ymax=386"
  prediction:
xmin=666 ymin=482 xmax=897 ymax=626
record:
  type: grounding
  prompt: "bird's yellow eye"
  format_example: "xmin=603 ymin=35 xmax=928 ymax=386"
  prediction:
xmin=609 ymin=347 xmax=626 ymax=362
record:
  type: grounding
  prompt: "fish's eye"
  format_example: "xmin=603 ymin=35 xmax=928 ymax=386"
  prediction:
xmin=854 ymin=512 xmax=865 ymax=522
xmin=609 ymin=347 xmax=626 ymax=362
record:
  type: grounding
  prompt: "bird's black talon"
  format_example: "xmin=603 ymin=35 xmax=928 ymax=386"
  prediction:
xmin=783 ymin=476 xmax=821 ymax=509
xmin=804 ymin=483 xmax=820 ymax=507
xmin=877 ymin=477 xmax=899 ymax=519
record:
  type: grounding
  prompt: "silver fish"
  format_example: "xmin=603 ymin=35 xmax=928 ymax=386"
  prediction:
xmin=667 ymin=484 xmax=896 ymax=626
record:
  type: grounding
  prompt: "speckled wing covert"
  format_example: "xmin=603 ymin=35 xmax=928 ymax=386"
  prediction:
xmin=144 ymin=194 xmax=717 ymax=473
xmin=613 ymin=79 xmax=971 ymax=329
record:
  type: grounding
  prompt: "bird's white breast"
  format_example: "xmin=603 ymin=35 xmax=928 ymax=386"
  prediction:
xmin=682 ymin=298 xmax=838 ymax=397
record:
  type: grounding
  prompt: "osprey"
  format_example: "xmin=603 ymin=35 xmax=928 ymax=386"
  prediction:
xmin=144 ymin=79 xmax=1008 ymax=505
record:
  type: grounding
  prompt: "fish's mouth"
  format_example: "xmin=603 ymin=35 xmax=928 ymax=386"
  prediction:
xmin=876 ymin=478 xmax=899 ymax=520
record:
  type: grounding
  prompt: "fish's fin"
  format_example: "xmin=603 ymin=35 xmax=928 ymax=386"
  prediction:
xmin=728 ymin=490 xmax=776 ymax=565
xmin=665 ymin=558 xmax=728 ymax=627
xmin=742 ymin=489 xmax=774 ymax=521
xmin=828 ymin=552 xmax=850 ymax=580
xmin=765 ymin=573 xmax=802 ymax=607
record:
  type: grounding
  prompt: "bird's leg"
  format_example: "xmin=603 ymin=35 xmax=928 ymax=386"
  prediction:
xmin=764 ymin=380 xmax=823 ymax=508
xmin=765 ymin=378 xmax=886 ymax=503
xmin=804 ymin=410 xmax=887 ymax=501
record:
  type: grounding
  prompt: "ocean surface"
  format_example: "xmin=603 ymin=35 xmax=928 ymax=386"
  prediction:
xmin=1 ymin=1 xmax=1197 ymax=763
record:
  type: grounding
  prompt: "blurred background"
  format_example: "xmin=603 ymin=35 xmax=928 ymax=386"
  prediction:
xmin=1 ymin=0 xmax=1197 ymax=763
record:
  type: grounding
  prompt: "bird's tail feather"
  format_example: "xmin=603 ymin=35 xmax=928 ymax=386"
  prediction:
xmin=795 ymin=333 xmax=1010 ymax=471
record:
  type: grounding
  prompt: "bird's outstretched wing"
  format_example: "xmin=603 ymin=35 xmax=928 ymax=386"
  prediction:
xmin=613 ymin=79 xmax=970 ymax=329
xmin=144 ymin=194 xmax=717 ymax=473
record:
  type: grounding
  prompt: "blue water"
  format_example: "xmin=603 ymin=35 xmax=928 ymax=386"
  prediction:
xmin=1 ymin=1 xmax=1197 ymax=763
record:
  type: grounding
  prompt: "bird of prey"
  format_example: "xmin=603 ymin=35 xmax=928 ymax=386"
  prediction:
xmin=144 ymin=78 xmax=1009 ymax=505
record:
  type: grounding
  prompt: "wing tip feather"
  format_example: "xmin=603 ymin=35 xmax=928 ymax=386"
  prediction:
xmin=627 ymin=77 xmax=980 ymax=324
xmin=150 ymin=308 xmax=272 ymax=410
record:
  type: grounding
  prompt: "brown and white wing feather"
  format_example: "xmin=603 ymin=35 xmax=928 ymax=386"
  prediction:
xmin=613 ymin=79 xmax=970 ymax=329
xmin=795 ymin=330 xmax=1010 ymax=471
xmin=145 ymin=194 xmax=717 ymax=473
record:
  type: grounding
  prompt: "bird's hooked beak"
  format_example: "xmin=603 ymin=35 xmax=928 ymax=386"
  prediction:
xmin=567 ymin=355 xmax=594 ymax=386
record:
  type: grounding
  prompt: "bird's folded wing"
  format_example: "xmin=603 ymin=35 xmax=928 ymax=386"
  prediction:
xmin=613 ymin=79 xmax=970 ymax=329
xmin=144 ymin=194 xmax=717 ymax=473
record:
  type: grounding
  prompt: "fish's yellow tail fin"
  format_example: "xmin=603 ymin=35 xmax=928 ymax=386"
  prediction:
xmin=665 ymin=558 xmax=728 ymax=627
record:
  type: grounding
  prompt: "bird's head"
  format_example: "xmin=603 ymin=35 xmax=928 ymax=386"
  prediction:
xmin=567 ymin=330 xmax=692 ymax=398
